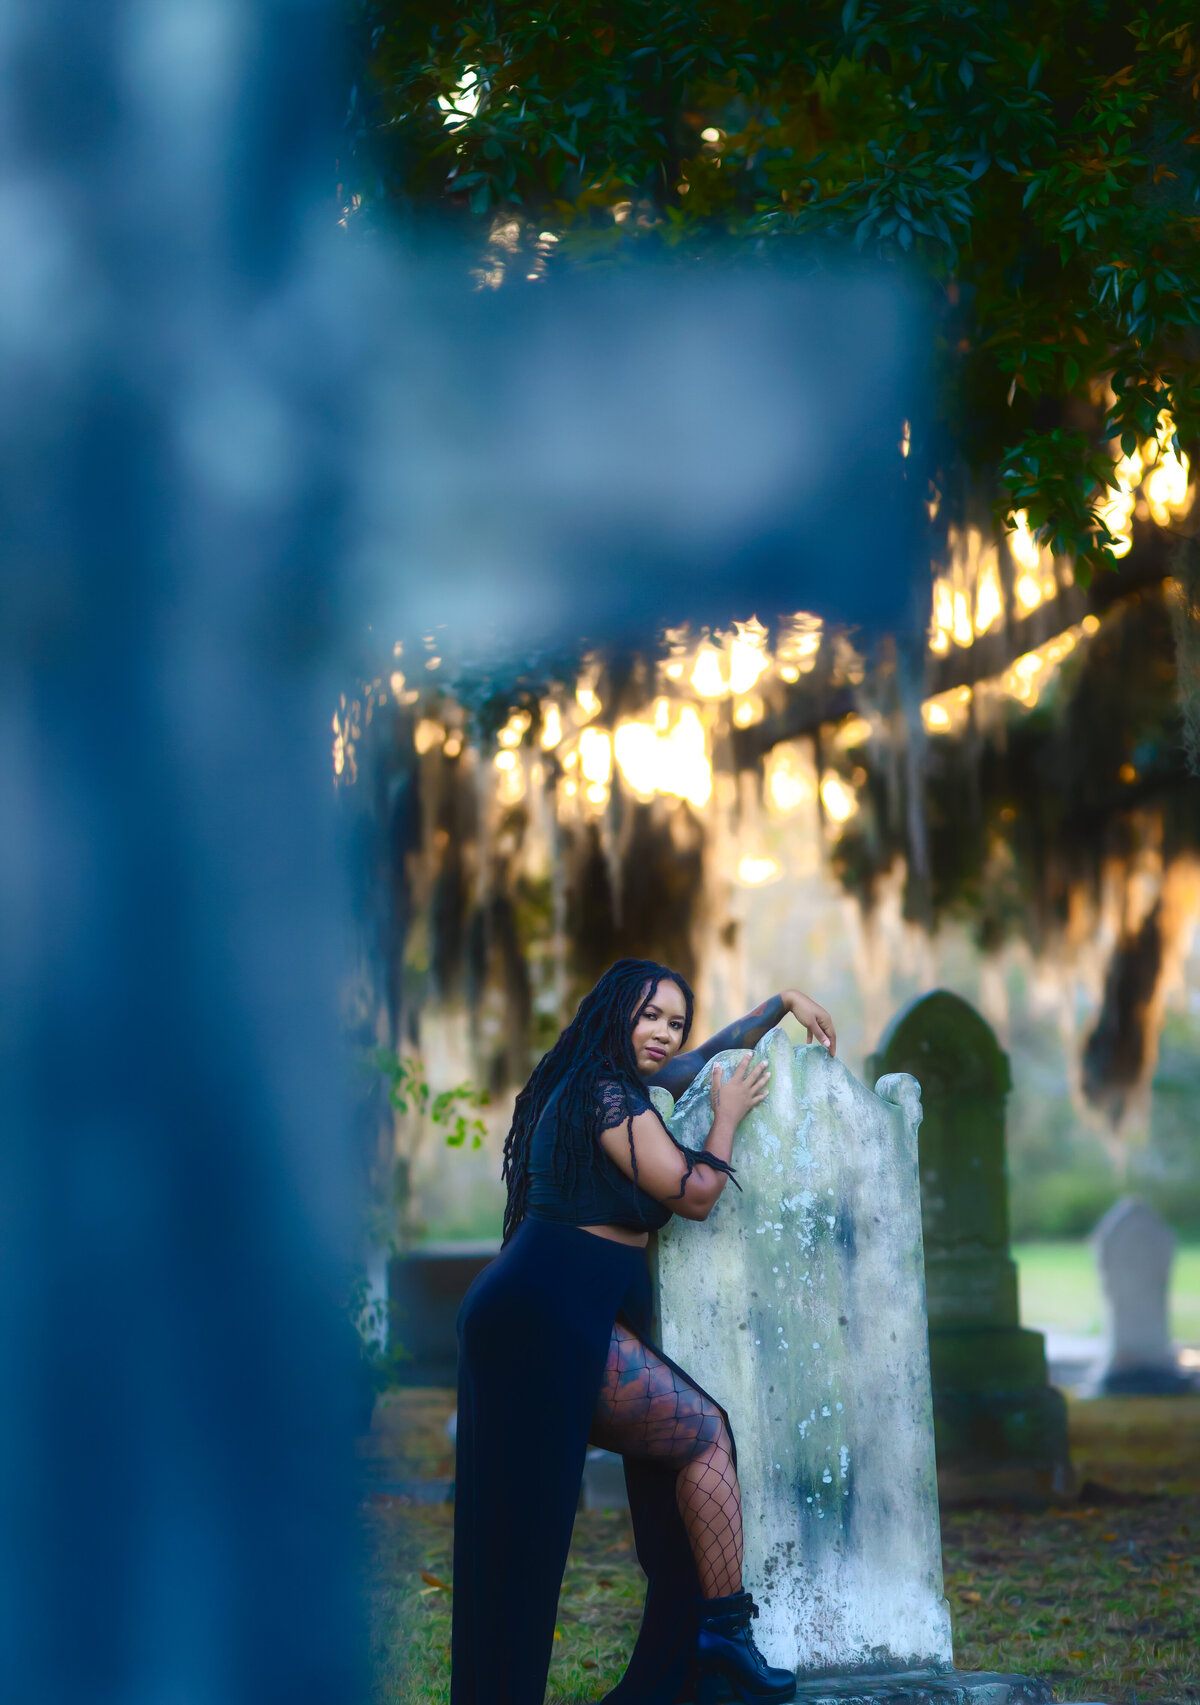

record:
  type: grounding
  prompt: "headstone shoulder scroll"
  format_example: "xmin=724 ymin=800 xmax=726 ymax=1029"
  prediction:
xmin=873 ymin=1070 xmax=925 ymax=1131
xmin=653 ymin=1026 xmax=1050 ymax=1703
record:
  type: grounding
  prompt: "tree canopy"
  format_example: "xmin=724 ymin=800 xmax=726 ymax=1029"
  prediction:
xmin=347 ymin=1 xmax=1200 ymax=581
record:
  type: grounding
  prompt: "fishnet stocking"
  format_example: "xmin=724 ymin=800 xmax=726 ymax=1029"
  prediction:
xmin=589 ymin=1320 xmax=743 ymax=1599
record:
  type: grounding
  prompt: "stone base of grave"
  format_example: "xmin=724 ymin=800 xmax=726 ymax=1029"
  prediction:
xmin=787 ymin=1666 xmax=1053 ymax=1705
xmin=930 ymin=1327 xmax=1075 ymax=1506
xmin=1099 ymin=1361 xmax=1199 ymax=1396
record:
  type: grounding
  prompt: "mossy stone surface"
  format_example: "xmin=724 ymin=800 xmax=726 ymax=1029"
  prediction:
xmin=869 ymin=992 xmax=1073 ymax=1504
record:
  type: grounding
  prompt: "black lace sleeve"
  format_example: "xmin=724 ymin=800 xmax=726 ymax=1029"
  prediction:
xmin=595 ymin=1075 xmax=651 ymax=1132
xmin=594 ymin=1075 xmax=740 ymax=1200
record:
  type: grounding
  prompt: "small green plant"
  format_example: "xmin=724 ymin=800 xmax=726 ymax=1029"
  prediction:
xmin=349 ymin=1270 xmax=412 ymax=1397
xmin=350 ymin=1054 xmax=493 ymax=1402
xmin=373 ymin=1043 xmax=490 ymax=1152
xmin=367 ymin=1048 xmax=492 ymax=1245
xmin=431 ymin=1084 xmax=489 ymax=1149
xmin=372 ymin=1048 xmax=490 ymax=1150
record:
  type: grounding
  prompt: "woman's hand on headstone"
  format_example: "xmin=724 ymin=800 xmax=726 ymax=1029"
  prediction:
xmin=710 ymin=1055 xmax=771 ymax=1125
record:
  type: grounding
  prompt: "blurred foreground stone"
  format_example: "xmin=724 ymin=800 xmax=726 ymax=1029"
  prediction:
xmin=0 ymin=0 xmax=366 ymax=1698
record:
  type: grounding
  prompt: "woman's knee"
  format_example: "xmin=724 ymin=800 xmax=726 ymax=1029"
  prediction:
xmin=673 ymin=1405 xmax=730 ymax=1469
xmin=699 ymin=1415 xmax=736 ymax=1475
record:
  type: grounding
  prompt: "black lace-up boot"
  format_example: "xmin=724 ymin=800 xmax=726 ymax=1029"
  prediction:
xmin=695 ymin=1591 xmax=796 ymax=1704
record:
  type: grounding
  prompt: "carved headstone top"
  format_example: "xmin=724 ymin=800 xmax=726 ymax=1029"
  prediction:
xmin=867 ymin=990 xmax=1013 ymax=1282
xmin=867 ymin=989 xmax=1011 ymax=1103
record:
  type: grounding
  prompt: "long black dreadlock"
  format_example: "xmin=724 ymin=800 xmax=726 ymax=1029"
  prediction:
xmin=501 ymin=958 xmax=701 ymax=1244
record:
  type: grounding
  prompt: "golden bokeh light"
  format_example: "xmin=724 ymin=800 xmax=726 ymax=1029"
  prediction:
xmin=929 ymin=580 xmax=953 ymax=655
xmin=1014 ymin=573 xmax=1043 ymax=612
xmin=498 ymin=709 xmax=531 ymax=748
xmin=736 ymin=853 xmax=782 ymax=886
xmin=732 ymin=694 xmax=764 ymax=729
xmin=1143 ymin=419 xmax=1192 ymax=528
xmin=578 ymin=726 xmax=613 ymax=787
xmin=690 ymin=645 xmax=726 ymax=698
xmin=987 ymin=622 xmax=1091 ymax=709
xmin=776 ymin=613 xmax=822 ymax=679
xmin=1008 ymin=511 xmax=1041 ymax=574
xmin=765 ymin=743 xmax=816 ymax=816
xmin=932 ymin=526 xmax=1017 ymax=649
xmin=833 ymin=715 xmax=873 ymax=750
xmin=922 ymin=685 xmax=972 ymax=736
xmin=613 ymin=702 xmax=712 ymax=808
xmin=497 ymin=760 xmax=526 ymax=804
xmin=819 ymin=773 xmax=858 ymax=823
xmin=727 ymin=620 xmax=771 ymax=695
xmin=974 ymin=553 xmax=1003 ymax=634
xmin=540 ymin=704 xmax=562 ymax=749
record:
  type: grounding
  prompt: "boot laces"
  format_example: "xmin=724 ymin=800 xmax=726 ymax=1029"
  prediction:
xmin=746 ymin=1627 xmax=770 ymax=1673
xmin=734 ymin=1601 xmax=769 ymax=1672
xmin=739 ymin=1602 xmax=770 ymax=1670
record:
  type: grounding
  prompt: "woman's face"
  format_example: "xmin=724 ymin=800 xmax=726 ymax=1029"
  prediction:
xmin=630 ymin=979 xmax=688 ymax=1077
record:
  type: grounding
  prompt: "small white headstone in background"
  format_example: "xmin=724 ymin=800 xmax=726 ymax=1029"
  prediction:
xmin=1093 ymin=1197 xmax=1194 ymax=1394
xmin=582 ymin=1448 xmax=629 ymax=1511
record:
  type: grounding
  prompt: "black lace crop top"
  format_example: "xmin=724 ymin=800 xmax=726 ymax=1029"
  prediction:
xmin=525 ymin=1074 xmax=736 ymax=1233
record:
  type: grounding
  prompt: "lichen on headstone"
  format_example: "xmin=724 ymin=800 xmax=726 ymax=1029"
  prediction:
xmin=652 ymin=1027 xmax=953 ymax=1677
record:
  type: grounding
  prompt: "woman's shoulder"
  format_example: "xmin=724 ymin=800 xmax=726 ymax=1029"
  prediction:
xmin=594 ymin=1072 xmax=652 ymax=1128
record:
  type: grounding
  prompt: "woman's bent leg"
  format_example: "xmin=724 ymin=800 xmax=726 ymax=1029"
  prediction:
xmin=589 ymin=1321 xmax=743 ymax=1600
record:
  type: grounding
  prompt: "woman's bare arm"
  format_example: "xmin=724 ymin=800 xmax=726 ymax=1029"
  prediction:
xmin=649 ymin=989 xmax=836 ymax=1099
xmin=598 ymin=1057 xmax=770 ymax=1220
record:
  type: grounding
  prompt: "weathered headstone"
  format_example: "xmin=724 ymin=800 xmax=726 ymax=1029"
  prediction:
xmin=388 ymin=1242 xmax=499 ymax=1385
xmin=652 ymin=1027 xmax=1049 ymax=1703
xmin=1093 ymin=1198 xmax=1197 ymax=1395
xmin=866 ymin=992 xmax=1073 ymax=1504
xmin=583 ymin=1448 xmax=632 ymax=1511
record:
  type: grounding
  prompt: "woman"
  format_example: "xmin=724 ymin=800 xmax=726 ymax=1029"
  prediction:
xmin=452 ymin=959 xmax=836 ymax=1705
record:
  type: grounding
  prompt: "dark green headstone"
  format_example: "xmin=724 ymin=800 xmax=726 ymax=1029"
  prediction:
xmin=867 ymin=991 xmax=1073 ymax=1505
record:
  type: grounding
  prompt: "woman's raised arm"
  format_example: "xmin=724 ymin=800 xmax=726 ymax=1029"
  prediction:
xmin=648 ymin=988 xmax=836 ymax=1099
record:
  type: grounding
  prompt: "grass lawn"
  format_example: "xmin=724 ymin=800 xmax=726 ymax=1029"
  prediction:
xmin=365 ymin=1391 xmax=1200 ymax=1705
xmin=1014 ymin=1241 xmax=1200 ymax=1345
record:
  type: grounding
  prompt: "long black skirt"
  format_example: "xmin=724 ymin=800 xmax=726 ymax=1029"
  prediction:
xmin=452 ymin=1216 xmax=731 ymax=1705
